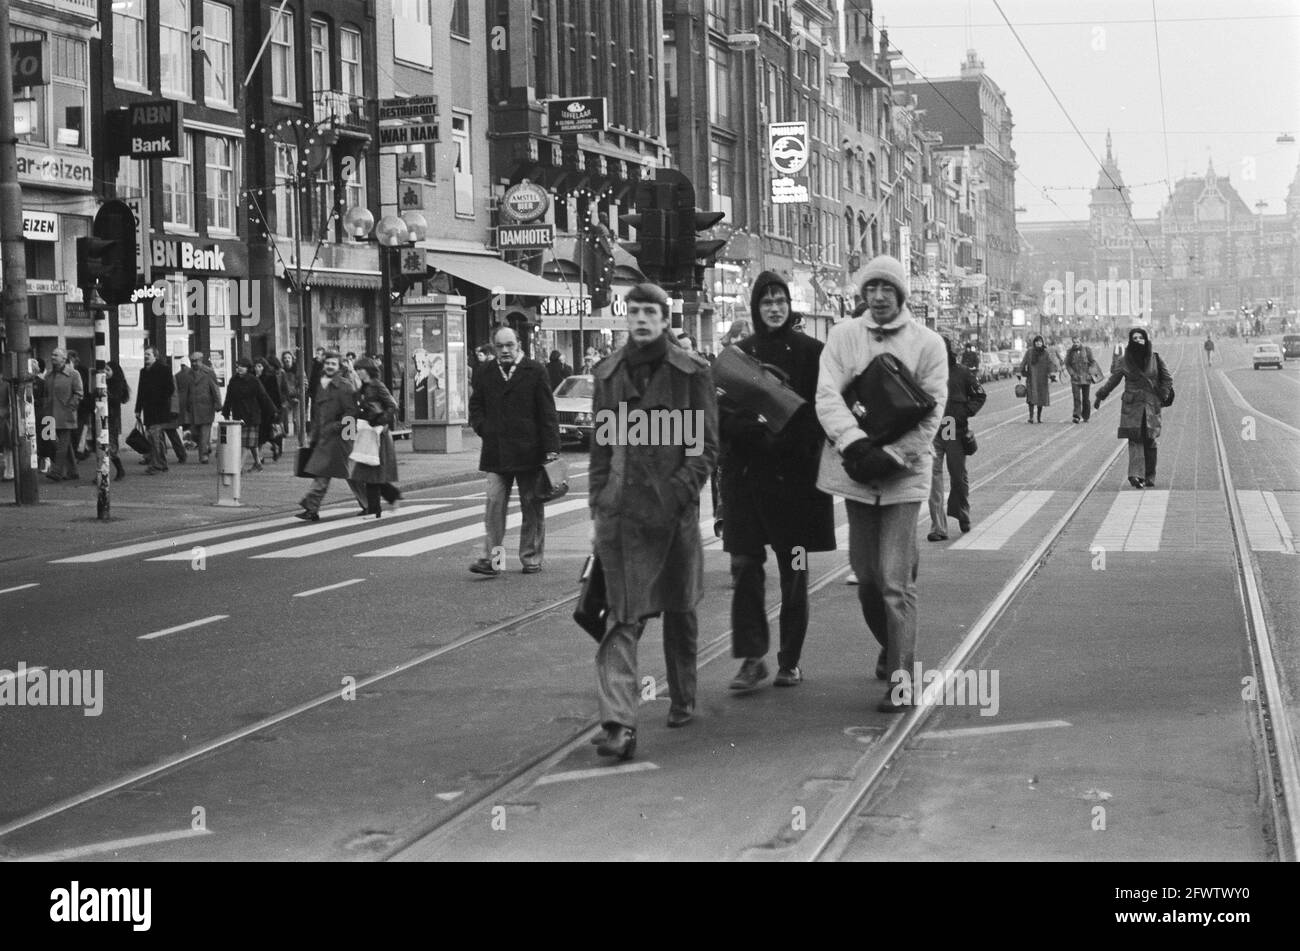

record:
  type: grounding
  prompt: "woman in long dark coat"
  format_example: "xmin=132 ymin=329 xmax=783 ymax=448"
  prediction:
xmin=1018 ymin=334 xmax=1059 ymax=423
xmin=220 ymin=358 xmax=278 ymax=471
xmin=253 ymin=358 xmax=283 ymax=461
xmin=346 ymin=358 xmax=402 ymax=517
xmin=1095 ymin=327 xmax=1173 ymax=488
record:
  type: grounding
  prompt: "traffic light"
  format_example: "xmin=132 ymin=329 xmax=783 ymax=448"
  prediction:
xmin=665 ymin=170 xmax=726 ymax=290
xmin=79 ymin=199 xmax=138 ymax=307
xmin=76 ymin=237 xmax=125 ymax=292
xmin=619 ymin=179 xmax=675 ymax=284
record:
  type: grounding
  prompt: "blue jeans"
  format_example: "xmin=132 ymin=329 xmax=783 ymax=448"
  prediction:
xmin=846 ymin=500 xmax=921 ymax=681
xmin=483 ymin=469 xmax=545 ymax=568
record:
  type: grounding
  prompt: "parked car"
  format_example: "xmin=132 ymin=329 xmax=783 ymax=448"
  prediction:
xmin=977 ymin=353 xmax=1001 ymax=383
xmin=553 ymin=374 xmax=595 ymax=447
xmin=995 ymin=351 xmax=1017 ymax=379
xmin=1281 ymin=335 xmax=1300 ymax=360
xmin=1253 ymin=343 xmax=1283 ymax=370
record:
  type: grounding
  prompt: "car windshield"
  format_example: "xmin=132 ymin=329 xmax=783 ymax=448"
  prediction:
xmin=555 ymin=377 xmax=594 ymax=398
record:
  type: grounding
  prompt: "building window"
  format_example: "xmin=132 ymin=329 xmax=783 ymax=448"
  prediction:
xmin=708 ymin=46 xmax=730 ymax=124
xmin=452 ymin=113 xmax=473 ymax=218
xmin=163 ymin=133 xmax=195 ymax=231
xmin=205 ymin=136 xmax=239 ymax=233
xmin=160 ymin=0 xmax=192 ymax=99
xmin=51 ymin=35 xmax=88 ymax=151
xmin=394 ymin=0 xmax=433 ymax=68
xmin=311 ymin=18 xmax=331 ymax=94
xmin=203 ymin=3 xmax=233 ymax=108
xmin=451 ymin=0 xmax=471 ymax=38
xmin=709 ymin=139 xmax=734 ymax=223
xmin=274 ymin=143 xmax=298 ymax=237
xmin=116 ymin=158 xmax=145 ymax=199
xmin=271 ymin=9 xmax=296 ymax=100
xmin=113 ymin=0 xmax=147 ymax=87
xmin=340 ymin=27 xmax=363 ymax=97
xmin=207 ymin=278 xmax=232 ymax=330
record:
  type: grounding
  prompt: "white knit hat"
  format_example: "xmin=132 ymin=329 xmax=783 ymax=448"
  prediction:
xmin=859 ymin=255 xmax=909 ymax=303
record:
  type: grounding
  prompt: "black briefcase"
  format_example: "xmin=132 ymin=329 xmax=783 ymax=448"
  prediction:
xmin=573 ymin=554 xmax=609 ymax=642
xmin=125 ymin=424 xmax=152 ymax=457
xmin=712 ymin=345 xmax=807 ymax=435
xmin=845 ymin=353 xmax=937 ymax=446
xmin=294 ymin=446 xmax=314 ymax=478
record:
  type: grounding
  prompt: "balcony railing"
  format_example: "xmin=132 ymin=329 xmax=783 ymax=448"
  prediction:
xmin=313 ymin=90 xmax=370 ymax=133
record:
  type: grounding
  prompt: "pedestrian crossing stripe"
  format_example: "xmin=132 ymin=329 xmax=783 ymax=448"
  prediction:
xmin=1090 ymin=491 xmax=1169 ymax=552
xmin=948 ymin=491 xmax=1054 ymax=551
xmin=253 ymin=505 xmax=490 ymax=559
xmin=1236 ymin=490 xmax=1296 ymax=554
xmin=355 ymin=497 xmax=591 ymax=557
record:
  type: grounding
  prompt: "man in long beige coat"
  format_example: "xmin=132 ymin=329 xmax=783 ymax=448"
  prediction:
xmin=589 ymin=283 xmax=718 ymax=759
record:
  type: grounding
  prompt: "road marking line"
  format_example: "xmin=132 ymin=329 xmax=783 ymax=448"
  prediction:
xmin=534 ymin=761 xmax=660 ymax=786
xmin=148 ymin=504 xmax=445 ymax=561
xmin=50 ymin=508 xmax=358 ymax=563
xmin=0 ymin=583 xmax=39 ymax=596
xmin=1216 ymin=369 xmax=1300 ymax=438
xmin=252 ymin=505 xmax=495 ymax=559
xmin=435 ymin=791 xmax=464 ymax=801
xmin=1091 ymin=491 xmax=1168 ymax=551
xmin=1237 ymin=490 xmax=1296 ymax=553
xmin=918 ymin=719 xmax=1072 ymax=740
xmin=0 ymin=666 xmax=45 ymax=686
xmin=139 ymin=615 xmax=228 ymax=641
xmin=12 ymin=827 xmax=213 ymax=862
xmin=948 ymin=491 xmax=1053 ymax=550
xmin=294 ymin=578 xmax=366 ymax=598
xmin=357 ymin=496 xmax=591 ymax=557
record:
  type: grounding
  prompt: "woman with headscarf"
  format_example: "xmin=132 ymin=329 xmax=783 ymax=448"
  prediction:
xmin=1018 ymin=334 xmax=1059 ymax=423
xmin=1095 ymin=327 xmax=1173 ymax=488
xmin=347 ymin=357 xmax=402 ymax=516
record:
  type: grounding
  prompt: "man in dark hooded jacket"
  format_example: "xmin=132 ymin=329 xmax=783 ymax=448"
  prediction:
xmin=721 ymin=271 xmax=836 ymax=690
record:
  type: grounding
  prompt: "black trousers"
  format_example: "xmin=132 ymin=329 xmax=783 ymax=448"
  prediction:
xmin=730 ymin=547 xmax=809 ymax=670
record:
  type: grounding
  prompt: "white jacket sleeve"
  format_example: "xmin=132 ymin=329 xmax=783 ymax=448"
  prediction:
xmin=815 ymin=329 xmax=869 ymax=454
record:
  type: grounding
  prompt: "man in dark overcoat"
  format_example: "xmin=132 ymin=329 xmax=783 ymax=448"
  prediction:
xmin=721 ymin=271 xmax=834 ymax=691
xmin=296 ymin=352 xmax=358 ymax=520
xmin=588 ymin=283 xmax=718 ymax=759
xmin=467 ymin=326 xmax=560 ymax=574
xmin=136 ymin=346 xmax=174 ymax=474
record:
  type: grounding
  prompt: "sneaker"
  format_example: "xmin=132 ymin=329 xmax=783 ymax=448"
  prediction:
xmin=469 ymin=558 xmax=501 ymax=576
xmin=1072 ymin=416 xmax=1080 ymax=424
xmin=845 ymin=571 xmax=859 ymax=585
xmin=774 ymin=666 xmax=802 ymax=687
xmin=729 ymin=658 xmax=768 ymax=691
xmin=595 ymin=726 xmax=636 ymax=760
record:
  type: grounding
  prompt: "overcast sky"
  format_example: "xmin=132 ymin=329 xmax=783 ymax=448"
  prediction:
xmin=876 ymin=0 xmax=1300 ymax=223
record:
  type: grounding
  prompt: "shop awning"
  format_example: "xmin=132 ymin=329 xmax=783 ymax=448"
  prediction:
xmin=274 ymin=263 xmax=382 ymax=290
xmin=422 ymin=250 xmax=579 ymax=298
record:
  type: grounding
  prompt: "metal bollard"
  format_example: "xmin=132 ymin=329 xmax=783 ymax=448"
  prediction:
xmin=216 ymin=419 xmax=242 ymax=506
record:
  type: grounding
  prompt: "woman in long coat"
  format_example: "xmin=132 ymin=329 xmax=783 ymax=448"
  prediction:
xmin=253 ymin=358 xmax=283 ymax=461
xmin=220 ymin=358 xmax=278 ymax=471
xmin=1095 ymin=327 xmax=1173 ymax=488
xmin=346 ymin=358 xmax=402 ymax=517
xmin=279 ymin=351 xmax=300 ymax=438
xmin=1018 ymin=334 xmax=1059 ymax=423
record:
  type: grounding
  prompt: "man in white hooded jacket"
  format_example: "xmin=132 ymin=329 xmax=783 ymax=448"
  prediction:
xmin=815 ymin=255 xmax=948 ymax=712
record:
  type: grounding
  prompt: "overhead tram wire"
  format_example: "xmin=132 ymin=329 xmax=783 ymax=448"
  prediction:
xmin=1151 ymin=0 xmax=1175 ymax=200
xmin=991 ymin=0 xmax=1167 ymax=274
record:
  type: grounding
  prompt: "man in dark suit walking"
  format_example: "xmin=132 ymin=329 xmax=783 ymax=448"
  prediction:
xmin=468 ymin=326 xmax=560 ymax=575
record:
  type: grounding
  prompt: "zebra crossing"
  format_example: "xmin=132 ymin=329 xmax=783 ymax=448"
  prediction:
xmin=47 ymin=489 xmax=1296 ymax=566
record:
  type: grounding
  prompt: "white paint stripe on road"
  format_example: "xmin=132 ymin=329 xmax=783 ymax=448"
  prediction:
xmin=1237 ymin=490 xmax=1296 ymax=553
xmin=293 ymin=578 xmax=366 ymax=598
xmin=948 ymin=491 xmax=1053 ymax=550
xmin=918 ymin=719 xmax=1072 ymax=741
xmin=534 ymin=761 xmax=660 ymax=786
xmin=357 ymin=497 xmax=591 ymax=557
xmin=0 ymin=666 xmax=45 ymax=686
xmin=1216 ymin=369 xmax=1300 ymax=439
xmin=147 ymin=504 xmax=445 ymax=561
xmin=49 ymin=508 xmax=358 ymax=564
xmin=0 ymin=583 xmax=39 ymax=595
xmin=250 ymin=505 xmax=505 ymax=559
xmin=138 ymin=615 xmax=228 ymax=641
xmin=13 ymin=827 xmax=213 ymax=862
xmin=1091 ymin=490 xmax=1169 ymax=551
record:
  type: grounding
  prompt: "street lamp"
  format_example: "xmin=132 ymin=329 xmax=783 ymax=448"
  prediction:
xmin=344 ymin=208 xmax=427 ymax=391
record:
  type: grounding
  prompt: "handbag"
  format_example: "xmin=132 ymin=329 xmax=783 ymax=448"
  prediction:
xmin=348 ymin=420 xmax=382 ymax=466
xmin=712 ymin=345 xmax=807 ymax=435
xmin=535 ymin=456 xmax=569 ymax=502
xmin=960 ymin=427 xmax=978 ymax=456
xmin=125 ymin=422 xmax=152 ymax=457
xmin=1088 ymin=362 xmax=1105 ymax=384
xmin=1014 ymin=382 xmax=1028 ymax=399
xmin=271 ymin=422 xmax=285 ymax=439
xmin=844 ymin=353 xmax=937 ymax=446
xmin=573 ymin=554 xmax=609 ymax=642
xmin=295 ymin=446 xmax=314 ymax=478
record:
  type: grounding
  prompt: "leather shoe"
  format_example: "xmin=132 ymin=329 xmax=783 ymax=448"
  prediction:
xmin=926 ymin=531 xmax=948 ymax=542
xmin=294 ymin=509 xmax=320 ymax=522
xmin=1142 ymin=478 xmax=1155 ymax=488
xmin=876 ymin=689 xmax=914 ymax=714
xmin=1128 ymin=476 xmax=1145 ymax=489
xmin=729 ymin=658 xmax=768 ymax=691
xmin=522 ymin=564 xmax=543 ymax=574
xmin=596 ymin=725 xmax=636 ymax=760
xmin=666 ymin=708 xmax=694 ymax=728
xmin=773 ymin=666 xmax=802 ymax=687
xmin=469 ymin=558 xmax=501 ymax=576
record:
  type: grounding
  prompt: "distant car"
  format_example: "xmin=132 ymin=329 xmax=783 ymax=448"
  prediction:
xmin=1282 ymin=335 xmax=1300 ymax=359
xmin=1253 ymin=343 xmax=1283 ymax=370
xmin=995 ymin=351 xmax=1017 ymax=379
xmin=553 ymin=374 xmax=595 ymax=446
xmin=977 ymin=353 xmax=1000 ymax=383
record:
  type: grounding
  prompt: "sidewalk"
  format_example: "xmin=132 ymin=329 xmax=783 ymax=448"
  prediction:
xmin=0 ymin=429 xmax=485 ymax=562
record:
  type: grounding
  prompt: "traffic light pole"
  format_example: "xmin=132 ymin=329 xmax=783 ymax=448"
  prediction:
xmin=88 ymin=285 xmax=112 ymax=519
xmin=0 ymin=1 xmax=39 ymax=504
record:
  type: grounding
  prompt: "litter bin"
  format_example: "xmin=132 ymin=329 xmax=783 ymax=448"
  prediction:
xmin=216 ymin=419 xmax=242 ymax=506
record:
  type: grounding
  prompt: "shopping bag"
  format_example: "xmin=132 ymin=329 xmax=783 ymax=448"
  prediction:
xmin=348 ymin=420 xmax=382 ymax=466
xmin=125 ymin=423 xmax=152 ymax=457
xmin=573 ymin=554 xmax=609 ymax=642
xmin=535 ymin=457 xmax=569 ymax=502
xmin=1014 ymin=383 xmax=1028 ymax=399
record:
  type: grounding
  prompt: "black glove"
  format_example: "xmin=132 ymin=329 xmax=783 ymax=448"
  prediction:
xmin=1093 ymin=396 xmax=1103 ymax=410
xmin=842 ymin=440 xmax=905 ymax=484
